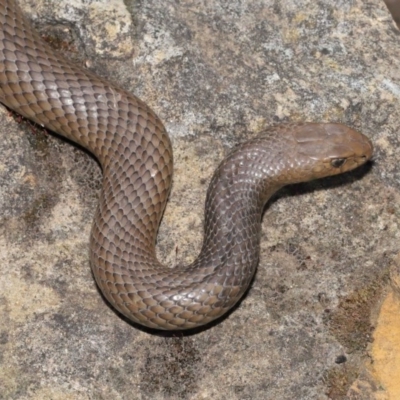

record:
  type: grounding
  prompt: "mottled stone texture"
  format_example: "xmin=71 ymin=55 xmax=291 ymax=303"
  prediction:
xmin=0 ymin=0 xmax=399 ymax=399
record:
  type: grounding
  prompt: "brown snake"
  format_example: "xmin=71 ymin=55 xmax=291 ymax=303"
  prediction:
xmin=0 ymin=0 xmax=373 ymax=330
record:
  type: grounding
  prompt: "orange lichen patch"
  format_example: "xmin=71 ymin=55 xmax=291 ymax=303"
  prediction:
xmin=369 ymin=290 xmax=400 ymax=399
xmin=323 ymin=271 xmax=390 ymax=398
xmin=325 ymin=272 xmax=389 ymax=354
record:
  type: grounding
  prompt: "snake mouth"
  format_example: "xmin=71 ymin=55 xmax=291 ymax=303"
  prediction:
xmin=332 ymin=154 xmax=369 ymax=165
xmin=327 ymin=153 xmax=372 ymax=175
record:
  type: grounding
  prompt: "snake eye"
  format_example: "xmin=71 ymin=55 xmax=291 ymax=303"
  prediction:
xmin=331 ymin=158 xmax=346 ymax=168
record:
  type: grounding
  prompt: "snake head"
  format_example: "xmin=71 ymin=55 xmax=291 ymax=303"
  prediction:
xmin=288 ymin=123 xmax=373 ymax=182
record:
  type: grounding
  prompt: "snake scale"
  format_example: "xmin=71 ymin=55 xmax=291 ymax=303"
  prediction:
xmin=0 ymin=0 xmax=373 ymax=330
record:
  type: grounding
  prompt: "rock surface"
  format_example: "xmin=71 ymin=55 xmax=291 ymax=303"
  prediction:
xmin=1 ymin=0 xmax=399 ymax=399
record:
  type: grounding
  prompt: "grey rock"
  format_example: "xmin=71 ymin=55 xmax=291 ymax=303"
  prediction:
xmin=0 ymin=0 xmax=398 ymax=399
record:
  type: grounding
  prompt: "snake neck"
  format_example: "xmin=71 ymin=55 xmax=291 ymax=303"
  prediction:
xmin=196 ymin=138 xmax=284 ymax=271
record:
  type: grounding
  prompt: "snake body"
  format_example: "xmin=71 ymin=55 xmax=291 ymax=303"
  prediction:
xmin=0 ymin=0 xmax=373 ymax=330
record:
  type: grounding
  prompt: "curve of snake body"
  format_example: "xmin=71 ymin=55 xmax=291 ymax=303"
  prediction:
xmin=0 ymin=0 xmax=373 ymax=330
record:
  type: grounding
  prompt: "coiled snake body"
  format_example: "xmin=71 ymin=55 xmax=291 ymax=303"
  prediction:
xmin=0 ymin=0 xmax=373 ymax=329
